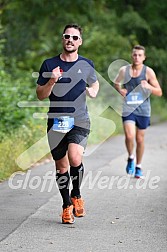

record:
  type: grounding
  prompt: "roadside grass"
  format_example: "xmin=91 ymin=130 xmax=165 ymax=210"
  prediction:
xmin=150 ymin=96 xmax=167 ymax=123
xmin=88 ymin=106 xmax=123 ymax=145
xmin=0 ymin=120 xmax=47 ymax=181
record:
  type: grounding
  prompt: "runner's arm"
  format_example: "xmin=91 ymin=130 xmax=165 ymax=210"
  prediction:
xmin=142 ymin=67 xmax=162 ymax=96
xmin=86 ymin=80 xmax=99 ymax=98
xmin=114 ymin=67 xmax=127 ymax=97
xmin=36 ymin=66 xmax=62 ymax=100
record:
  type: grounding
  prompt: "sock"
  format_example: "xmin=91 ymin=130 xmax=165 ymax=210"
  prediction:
xmin=70 ymin=163 xmax=84 ymax=198
xmin=129 ymin=154 xmax=134 ymax=159
xmin=136 ymin=164 xmax=142 ymax=169
xmin=56 ymin=171 xmax=71 ymax=208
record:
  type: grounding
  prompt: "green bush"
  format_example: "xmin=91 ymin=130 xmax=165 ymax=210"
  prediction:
xmin=0 ymin=69 xmax=39 ymax=140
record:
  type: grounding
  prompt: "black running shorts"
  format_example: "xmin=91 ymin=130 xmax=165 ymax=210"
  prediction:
xmin=47 ymin=119 xmax=90 ymax=161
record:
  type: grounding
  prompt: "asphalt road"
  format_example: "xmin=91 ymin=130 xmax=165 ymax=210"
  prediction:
xmin=0 ymin=122 xmax=167 ymax=252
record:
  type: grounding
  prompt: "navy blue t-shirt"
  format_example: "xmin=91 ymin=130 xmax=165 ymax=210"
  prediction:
xmin=37 ymin=54 xmax=97 ymax=122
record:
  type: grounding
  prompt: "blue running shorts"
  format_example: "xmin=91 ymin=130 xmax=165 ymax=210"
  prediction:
xmin=122 ymin=113 xmax=150 ymax=129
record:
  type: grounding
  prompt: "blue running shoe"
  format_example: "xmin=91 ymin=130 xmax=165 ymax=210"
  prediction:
xmin=126 ymin=158 xmax=135 ymax=175
xmin=135 ymin=167 xmax=143 ymax=178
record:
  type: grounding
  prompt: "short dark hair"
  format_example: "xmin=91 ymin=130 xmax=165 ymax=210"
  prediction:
xmin=63 ymin=24 xmax=83 ymax=36
xmin=133 ymin=45 xmax=145 ymax=52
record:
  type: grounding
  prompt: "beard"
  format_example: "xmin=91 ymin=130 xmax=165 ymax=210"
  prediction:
xmin=63 ymin=42 xmax=77 ymax=53
xmin=64 ymin=48 xmax=77 ymax=53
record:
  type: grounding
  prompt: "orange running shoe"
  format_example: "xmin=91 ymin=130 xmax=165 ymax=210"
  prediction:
xmin=62 ymin=205 xmax=75 ymax=224
xmin=71 ymin=196 xmax=86 ymax=217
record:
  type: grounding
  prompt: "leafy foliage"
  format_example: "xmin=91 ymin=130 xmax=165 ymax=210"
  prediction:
xmin=0 ymin=0 xmax=167 ymax=140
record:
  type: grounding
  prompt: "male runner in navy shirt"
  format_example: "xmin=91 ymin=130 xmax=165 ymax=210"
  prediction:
xmin=36 ymin=24 xmax=99 ymax=224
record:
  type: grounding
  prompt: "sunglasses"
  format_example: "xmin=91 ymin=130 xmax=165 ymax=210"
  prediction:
xmin=63 ymin=34 xmax=81 ymax=41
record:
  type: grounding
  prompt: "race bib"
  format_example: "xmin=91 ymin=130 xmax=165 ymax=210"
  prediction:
xmin=52 ymin=116 xmax=74 ymax=133
xmin=126 ymin=92 xmax=144 ymax=105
